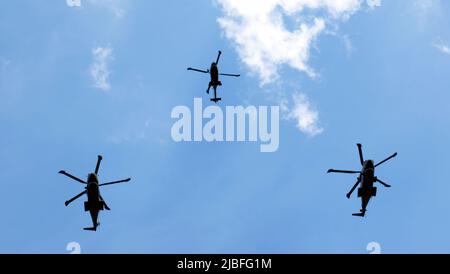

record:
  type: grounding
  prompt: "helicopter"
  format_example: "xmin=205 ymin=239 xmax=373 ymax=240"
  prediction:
xmin=59 ymin=155 xmax=131 ymax=231
xmin=327 ymin=144 xmax=397 ymax=217
xmin=187 ymin=50 xmax=240 ymax=103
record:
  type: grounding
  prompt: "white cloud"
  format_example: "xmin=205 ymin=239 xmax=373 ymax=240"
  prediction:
xmin=90 ymin=47 xmax=113 ymax=91
xmin=366 ymin=0 xmax=381 ymax=9
xmin=288 ymin=92 xmax=323 ymax=136
xmin=216 ymin=0 xmax=379 ymax=136
xmin=66 ymin=0 xmax=81 ymax=7
xmin=433 ymin=40 xmax=450 ymax=56
xmin=343 ymin=35 xmax=355 ymax=55
xmin=216 ymin=0 xmax=372 ymax=85
xmin=66 ymin=0 xmax=126 ymax=18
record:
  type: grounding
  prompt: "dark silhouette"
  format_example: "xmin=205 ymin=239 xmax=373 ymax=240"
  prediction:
xmin=327 ymin=144 xmax=397 ymax=217
xmin=187 ymin=50 xmax=240 ymax=103
xmin=59 ymin=155 xmax=131 ymax=231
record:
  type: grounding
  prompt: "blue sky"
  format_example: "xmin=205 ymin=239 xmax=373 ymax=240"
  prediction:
xmin=1 ymin=0 xmax=450 ymax=254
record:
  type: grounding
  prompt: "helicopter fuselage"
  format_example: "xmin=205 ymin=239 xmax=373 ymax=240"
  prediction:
xmin=86 ymin=173 xmax=100 ymax=203
xmin=84 ymin=173 xmax=103 ymax=230
xmin=357 ymin=160 xmax=377 ymax=215
xmin=209 ymin=63 xmax=221 ymax=88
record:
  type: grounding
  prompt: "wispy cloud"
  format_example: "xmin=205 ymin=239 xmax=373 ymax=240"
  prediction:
xmin=433 ymin=40 xmax=450 ymax=56
xmin=66 ymin=0 xmax=126 ymax=18
xmin=288 ymin=93 xmax=323 ymax=136
xmin=413 ymin=0 xmax=440 ymax=13
xmin=66 ymin=0 xmax=81 ymax=7
xmin=366 ymin=0 xmax=381 ymax=9
xmin=89 ymin=0 xmax=126 ymax=18
xmin=109 ymin=119 xmax=168 ymax=145
xmin=409 ymin=0 xmax=442 ymax=29
xmin=342 ymin=34 xmax=355 ymax=55
xmin=90 ymin=46 xmax=113 ymax=91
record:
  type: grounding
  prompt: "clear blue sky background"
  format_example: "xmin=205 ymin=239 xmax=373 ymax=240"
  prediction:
xmin=1 ymin=0 xmax=450 ymax=254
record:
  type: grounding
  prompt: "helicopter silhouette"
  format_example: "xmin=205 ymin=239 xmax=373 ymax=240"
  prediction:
xmin=187 ymin=50 xmax=240 ymax=103
xmin=59 ymin=155 xmax=131 ymax=231
xmin=327 ymin=144 xmax=397 ymax=217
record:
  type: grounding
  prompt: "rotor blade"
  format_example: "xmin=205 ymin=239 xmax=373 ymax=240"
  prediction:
xmin=187 ymin=67 xmax=209 ymax=74
xmin=328 ymin=169 xmax=361 ymax=174
xmin=95 ymin=155 xmax=103 ymax=175
xmin=220 ymin=73 xmax=240 ymax=77
xmin=99 ymin=195 xmax=110 ymax=210
xmin=376 ymin=178 xmax=392 ymax=188
xmin=99 ymin=178 xmax=131 ymax=187
xmin=216 ymin=50 xmax=222 ymax=65
xmin=347 ymin=178 xmax=361 ymax=199
xmin=65 ymin=190 xmax=87 ymax=206
xmin=59 ymin=171 xmax=87 ymax=184
xmin=357 ymin=143 xmax=364 ymax=166
xmin=374 ymin=153 xmax=398 ymax=168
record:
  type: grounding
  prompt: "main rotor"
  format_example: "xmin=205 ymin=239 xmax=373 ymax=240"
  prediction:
xmin=187 ymin=50 xmax=241 ymax=77
xmin=328 ymin=144 xmax=398 ymax=174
